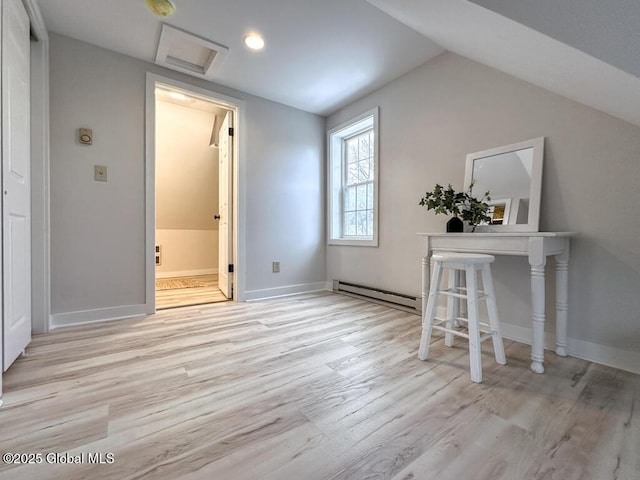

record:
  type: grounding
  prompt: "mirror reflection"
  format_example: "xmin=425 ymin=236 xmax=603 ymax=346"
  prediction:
xmin=472 ymin=147 xmax=533 ymax=225
xmin=465 ymin=137 xmax=544 ymax=232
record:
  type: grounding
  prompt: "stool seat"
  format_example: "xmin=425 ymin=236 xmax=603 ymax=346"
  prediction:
xmin=418 ymin=252 xmax=506 ymax=383
xmin=431 ymin=253 xmax=495 ymax=264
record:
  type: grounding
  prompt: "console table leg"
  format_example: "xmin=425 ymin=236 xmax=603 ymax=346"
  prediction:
xmin=555 ymin=244 xmax=570 ymax=357
xmin=530 ymin=261 xmax=546 ymax=374
xmin=421 ymin=256 xmax=430 ymax=324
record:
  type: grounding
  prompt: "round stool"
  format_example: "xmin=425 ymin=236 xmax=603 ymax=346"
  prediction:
xmin=418 ymin=253 xmax=506 ymax=383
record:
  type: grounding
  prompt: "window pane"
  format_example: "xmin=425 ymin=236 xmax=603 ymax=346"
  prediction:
xmin=358 ymin=159 xmax=370 ymax=182
xmin=367 ymin=210 xmax=374 ymax=236
xmin=359 ymin=134 xmax=370 ymax=160
xmin=356 ymin=184 xmax=367 ymax=210
xmin=367 ymin=184 xmax=374 ymax=210
xmin=344 ymin=186 xmax=356 ymax=212
xmin=344 ymin=212 xmax=356 ymax=236
xmin=356 ymin=211 xmax=368 ymax=236
xmin=347 ymin=161 xmax=358 ymax=185
xmin=347 ymin=139 xmax=358 ymax=164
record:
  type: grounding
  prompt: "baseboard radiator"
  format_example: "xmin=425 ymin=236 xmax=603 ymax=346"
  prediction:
xmin=332 ymin=280 xmax=421 ymax=314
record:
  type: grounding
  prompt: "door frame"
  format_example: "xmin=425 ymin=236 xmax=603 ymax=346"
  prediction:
xmin=25 ymin=0 xmax=50 ymax=335
xmin=144 ymin=73 xmax=246 ymax=312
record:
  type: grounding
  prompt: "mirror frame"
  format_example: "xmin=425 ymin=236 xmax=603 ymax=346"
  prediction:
xmin=464 ymin=137 xmax=544 ymax=232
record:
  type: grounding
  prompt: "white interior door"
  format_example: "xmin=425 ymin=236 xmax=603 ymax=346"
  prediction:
xmin=217 ymin=111 xmax=233 ymax=298
xmin=2 ymin=0 xmax=32 ymax=371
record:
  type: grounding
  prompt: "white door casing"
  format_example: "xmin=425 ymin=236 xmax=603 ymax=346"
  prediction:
xmin=2 ymin=0 xmax=32 ymax=370
xmin=218 ymin=111 xmax=233 ymax=298
xmin=146 ymin=74 xmax=244 ymax=309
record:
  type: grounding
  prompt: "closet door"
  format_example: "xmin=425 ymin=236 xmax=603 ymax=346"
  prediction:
xmin=2 ymin=0 xmax=32 ymax=371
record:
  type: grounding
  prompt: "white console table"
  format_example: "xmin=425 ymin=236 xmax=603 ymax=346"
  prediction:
xmin=418 ymin=232 xmax=573 ymax=374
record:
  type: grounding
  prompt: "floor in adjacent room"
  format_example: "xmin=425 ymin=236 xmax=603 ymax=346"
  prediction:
xmin=0 ymin=292 xmax=638 ymax=479
xmin=155 ymin=274 xmax=228 ymax=309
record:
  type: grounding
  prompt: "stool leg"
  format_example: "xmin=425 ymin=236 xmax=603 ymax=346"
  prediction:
xmin=418 ymin=260 xmax=444 ymax=361
xmin=452 ymin=270 xmax=462 ymax=328
xmin=445 ymin=268 xmax=457 ymax=347
xmin=466 ymin=265 xmax=483 ymax=383
xmin=481 ymin=263 xmax=506 ymax=365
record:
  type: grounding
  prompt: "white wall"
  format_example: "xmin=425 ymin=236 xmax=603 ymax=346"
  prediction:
xmin=155 ymin=229 xmax=217 ymax=278
xmin=49 ymin=33 xmax=325 ymax=322
xmin=327 ymin=51 xmax=640 ymax=369
xmin=243 ymin=97 xmax=327 ymax=299
xmin=50 ymin=36 xmax=146 ymax=316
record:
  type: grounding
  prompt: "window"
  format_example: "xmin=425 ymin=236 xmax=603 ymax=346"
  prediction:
xmin=328 ymin=107 xmax=379 ymax=246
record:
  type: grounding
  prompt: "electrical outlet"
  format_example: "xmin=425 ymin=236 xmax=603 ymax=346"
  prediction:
xmin=155 ymin=245 xmax=162 ymax=266
xmin=272 ymin=261 xmax=280 ymax=273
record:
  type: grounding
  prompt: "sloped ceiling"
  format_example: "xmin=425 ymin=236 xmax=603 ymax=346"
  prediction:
xmin=37 ymin=0 xmax=443 ymax=116
xmin=367 ymin=0 xmax=640 ymax=127
xmin=38 ymin=0 xmax=640 ymax=124
xmin=469 ymin=0 xmax=640 ymax=79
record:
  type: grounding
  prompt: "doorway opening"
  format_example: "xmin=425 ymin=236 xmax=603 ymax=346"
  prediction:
xmin=149 ymin=78 xmax=239 ymax=310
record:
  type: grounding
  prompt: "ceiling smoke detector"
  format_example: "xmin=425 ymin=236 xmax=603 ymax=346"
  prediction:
xmin=146 ymin=0 xmax=176 ymax=18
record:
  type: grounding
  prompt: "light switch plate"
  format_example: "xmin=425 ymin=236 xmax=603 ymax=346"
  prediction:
xmin=94 ymin=165 xmax=108 ymax=182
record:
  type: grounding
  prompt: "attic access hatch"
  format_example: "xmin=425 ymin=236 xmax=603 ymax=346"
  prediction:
xmin=155 ymin=24 xmax=229 ymax=80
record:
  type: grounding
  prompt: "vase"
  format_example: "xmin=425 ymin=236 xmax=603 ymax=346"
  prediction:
xmin=446 ymin=216 xmax=464 ymax=233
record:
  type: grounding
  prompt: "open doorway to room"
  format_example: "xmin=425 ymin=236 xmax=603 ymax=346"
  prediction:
xmin=153 ymin=85 xmax=235 ymax=309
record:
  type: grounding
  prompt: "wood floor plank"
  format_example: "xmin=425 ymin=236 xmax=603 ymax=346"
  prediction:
xmin=0 ymin=292 xmax=638 ymax=480
xmin=156 ymin=274 xmax=228 ymax=309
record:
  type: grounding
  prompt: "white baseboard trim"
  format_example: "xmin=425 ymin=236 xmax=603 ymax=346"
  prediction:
xmin=431 ymin=308 xmax=640 ymax=374
xmin=499 ymin=323 xmax=640 ymax=375
xmin=50 ymin=304 xmax=148 ymax=329
xmin=565 ymin=337 xmax=640 ymax=375
xmin=244 ymin=282 xmax=329 ymax=301
xmin=155 ymin=268 xmax=217 ymax=279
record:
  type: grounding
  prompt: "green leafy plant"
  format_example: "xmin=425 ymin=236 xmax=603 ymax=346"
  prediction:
xmin=419 ymin=183 xmax=492 ymax=231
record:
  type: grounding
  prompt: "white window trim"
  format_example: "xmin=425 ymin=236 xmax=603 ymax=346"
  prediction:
xmin=327 ymin=107 xmax=379 ymax=247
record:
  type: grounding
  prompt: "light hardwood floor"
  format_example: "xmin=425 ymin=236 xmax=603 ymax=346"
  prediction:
xmin=0 ymin=292 xmax=638 ymax=479
xmin=156 ymin=274 xmax=228 ymax=310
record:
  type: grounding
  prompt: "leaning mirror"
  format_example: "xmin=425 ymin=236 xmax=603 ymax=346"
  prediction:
xmin=464 ymin=137 xmax=544 ymax=232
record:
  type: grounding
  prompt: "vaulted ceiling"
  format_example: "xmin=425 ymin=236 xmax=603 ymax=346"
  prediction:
xmin=367 ymin=0 xmax=640 ymax=127
xmin=38 ymin=0 xmax=443 ymax=116
xmin=38 ymin=0 xmax=640 ymax=125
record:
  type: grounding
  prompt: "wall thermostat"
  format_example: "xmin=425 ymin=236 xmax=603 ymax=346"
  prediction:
xmin=79 ymin=128 xmax=93 ymax=145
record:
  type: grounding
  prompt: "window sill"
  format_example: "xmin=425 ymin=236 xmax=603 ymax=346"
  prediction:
xmin=328 ymin=238 xmax=378 ymax=247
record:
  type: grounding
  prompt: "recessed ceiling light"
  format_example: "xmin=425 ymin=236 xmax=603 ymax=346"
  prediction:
xmin=244 ymin=33 xmax=265 ymax=51
xmin=146 ymin=0 xmax=176 ymax=18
